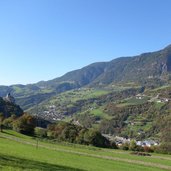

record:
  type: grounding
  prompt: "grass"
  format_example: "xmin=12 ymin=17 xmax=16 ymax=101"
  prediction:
xmin=117 ymin=97 xmax=149 ymax=107
xmin=29 ymin=88 xmax=110 ymax=112
xmin=149 ymin=85 xmax=171 ymax=92
xmin=154 ymin=102 xmax=165 ymax=110
xmin=0 ymin=130 xmax=171 ymax=171
xmin=12 ymin=86 xmax=23 ymax=94
xmin=90 ymin=108 xmax=112 ymax=119
xmin=2 ymin=129 xmax=33 ymax=140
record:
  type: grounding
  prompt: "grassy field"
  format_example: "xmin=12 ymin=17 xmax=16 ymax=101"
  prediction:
xmin=49 ymin=88 xmax=110 ymax=104
xmin=117 ymin=96 xmax=149 ymax=107
xmin=27 ymin=87 xmax=110 ymax=113
xmin=90 ymin=108 xmax=112 ymax=119
xmin=0 ymin=130 xmax=171 ymax=171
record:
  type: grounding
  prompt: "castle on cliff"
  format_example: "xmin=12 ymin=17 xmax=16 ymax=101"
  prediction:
xmin=3 ymin=93 xmax=15 ymax=104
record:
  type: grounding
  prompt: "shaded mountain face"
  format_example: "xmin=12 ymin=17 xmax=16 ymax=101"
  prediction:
xmin=0 ymin=44 xmax=171 ymax=109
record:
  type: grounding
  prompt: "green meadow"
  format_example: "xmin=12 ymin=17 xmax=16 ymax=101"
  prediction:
xmin=0 ymin=130 xmax=171 ymax=171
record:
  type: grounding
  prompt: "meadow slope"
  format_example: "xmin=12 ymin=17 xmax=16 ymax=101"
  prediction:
xmin=0 ymin=131 xmax=171 ymax=171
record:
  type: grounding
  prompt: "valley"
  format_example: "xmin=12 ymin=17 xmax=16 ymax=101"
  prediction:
xmin=0 ymin=44 xmax=171 ymax=171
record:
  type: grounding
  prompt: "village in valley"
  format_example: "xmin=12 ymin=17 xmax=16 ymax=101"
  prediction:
xmin=27 ymin=86 xmax=171 ymax=149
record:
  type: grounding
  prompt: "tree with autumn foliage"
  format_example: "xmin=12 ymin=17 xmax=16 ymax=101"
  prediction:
xmin=13 ymin=113 xmax=36 ymax=135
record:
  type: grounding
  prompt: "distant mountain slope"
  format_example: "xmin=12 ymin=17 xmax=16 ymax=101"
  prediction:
xmin=93 ymin=47 xmax=171 ymax=85
xmin=39 ymin=44 xmax=171 ymax=88
xmin=0 ymin=44 xmax=171 ymax=110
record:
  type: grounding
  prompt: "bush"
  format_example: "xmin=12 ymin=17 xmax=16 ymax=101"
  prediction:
xmin=3 ymin=114 xmax=17 ymax=129
xmin=120 ymin=142 xmax=129 ymax=150
xmin=129 ymin=140 xmax=137 ymax=151
xmin=60 ymin=124 xmax=79 ymax=143
xmin=155 ymin=143 xmax=171 ymax=154
xmin=76 ymin=128 xmax=87 ymax=144
xmin=83 ymin=129 xmax=110 ymax=148
xmin=0 ymin=113 xmax=4 ymax=132
xmin=35 ymin=127 xmax=47 ymax=138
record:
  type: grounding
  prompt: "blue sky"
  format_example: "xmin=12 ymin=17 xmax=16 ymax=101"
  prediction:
xmin=0 ymin=0 xmax=171 ymax=85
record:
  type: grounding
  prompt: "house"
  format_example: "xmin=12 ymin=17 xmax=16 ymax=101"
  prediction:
xmin=162 ymin=98 xmax=169 ymax=102
xmin=136 ymin=140 xmax=159 ymax=147
xmin=136 ymin=94 xmax=142 ymax=99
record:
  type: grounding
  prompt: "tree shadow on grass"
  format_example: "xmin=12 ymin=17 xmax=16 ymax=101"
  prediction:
xmin=0 ymin=154 xmax=85 ymax=171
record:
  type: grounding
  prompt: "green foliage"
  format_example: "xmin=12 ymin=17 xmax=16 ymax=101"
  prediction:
xmin=3 ymin=114 xmax=17 ymax=129
xmin=13 ymin=114 xmax=36 ymax=135
xmin=120 ymin=142 xmax=129 ymax=151
xmin=0 ymin=112 xmax=4 ymax=132
xmin=34 ymin=127 xmax=47 ymax=138
xmin=76 ymin=128 xmax=87 ymax=144
xmin=47 ymin=121 xmax=110 ymax=148
xmin=156 ymin=143 xmax=171 ymax=154
xmin=99 ymin=119 xmax=118 ymax=135
xmin=129 ymin=140 xmax=138 ymax=151
xmin=83 ymin=129 xmax=110 ymax=147
xmin=75 ymin=112 xmax=96 ymax=128
xmin=157 ymin=116 xmax=171 ymax=154
xmin=60 ymin=124 xmax=79 ymax=143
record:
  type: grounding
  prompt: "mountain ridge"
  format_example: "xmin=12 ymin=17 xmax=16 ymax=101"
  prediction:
xmin=0 ymin=44 xmax=171 ymax=109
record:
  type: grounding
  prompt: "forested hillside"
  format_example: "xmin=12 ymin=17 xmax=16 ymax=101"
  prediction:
xmin=0 ymin=45 xmax=171 ymax=110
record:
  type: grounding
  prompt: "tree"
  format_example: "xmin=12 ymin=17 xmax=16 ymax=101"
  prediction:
xmin=34 ymin=127 xmax=47 ymax=138
xmin=76 ymin=128 xmax=87 ymax=144
xmin=3 ymin=114 xmax=17 ymax=129
xmin=60 ymin=125 xmax=78 ymax=143
xmin=13 ymin=113 xmax=36 ymax=135
xmin=158 ymin=115 xmax=171 ymax=154
xmin=84 ymin=129 xmax=110 ymax=147
xmin=120 ymin=142 xmax=129 ymax=150
xmin=129 ymin=140 xmax=137 ymax=151
xmin=47 ymin=121 xmax=111 ymax=148
xmin=0 ymin=113 xmax=4 ymax=132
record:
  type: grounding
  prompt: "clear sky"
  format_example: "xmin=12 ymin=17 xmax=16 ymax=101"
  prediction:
xmin=0 ymin=0 xmax=171 ymax=85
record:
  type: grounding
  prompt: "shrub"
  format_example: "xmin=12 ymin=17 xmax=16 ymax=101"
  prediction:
xmin=83 ymin=129 xmax=110 ymax=147
xmin=3 ymin=114 xmax=17 ymax=129
xmin=120 ymin=142 xmax=129 ymax=150
xmin=35 ymin=127 xmax=47 ymax=138
xmin=129 ymin=140 xmax=137 ymax=151
xmin=155 ymin=143 xmax=171 ymax=154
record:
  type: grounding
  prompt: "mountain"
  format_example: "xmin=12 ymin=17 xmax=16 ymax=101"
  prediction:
xmin=0 ymin=44 xmax=171 ymax=110
xmin=39 ymin=44 xmax=171 ymax=87
xmin=58 ymin=44 xmax=171 ymax=86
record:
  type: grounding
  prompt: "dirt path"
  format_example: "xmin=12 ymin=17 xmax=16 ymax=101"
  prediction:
xmin=103 ymin=148 xmax=171 ymax=161
xmin=1 ymin=133 xmax=171 ymax=171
